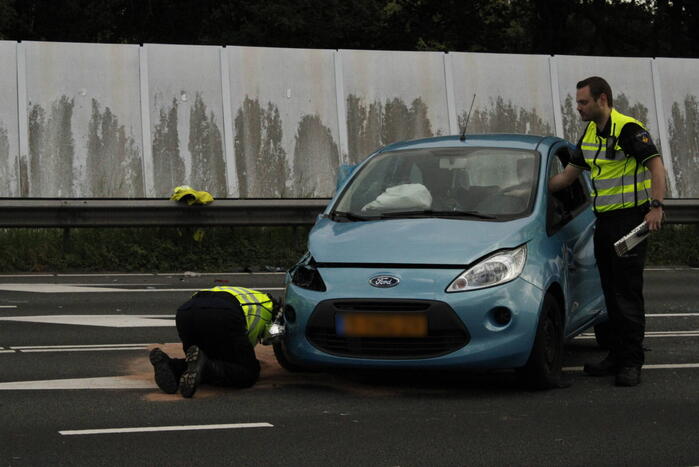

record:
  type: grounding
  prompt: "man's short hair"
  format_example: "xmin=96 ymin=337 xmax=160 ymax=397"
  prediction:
xmin=576 ymin=76 xmax=613 ymax=107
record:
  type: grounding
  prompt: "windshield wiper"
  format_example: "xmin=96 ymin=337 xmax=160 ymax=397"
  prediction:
xmin=379 ymin=209 xmax=496 ymax=220
xmin=328 ymin=211 xmax=375 ymax=222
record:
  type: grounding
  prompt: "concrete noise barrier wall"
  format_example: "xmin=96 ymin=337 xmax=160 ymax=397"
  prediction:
xmin=0 ymin=41 xmax=696 ymax=199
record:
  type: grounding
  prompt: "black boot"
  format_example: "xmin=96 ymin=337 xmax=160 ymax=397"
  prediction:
xmin=180 ymin=345 xmax=208 ymax=398
xmin=149 ymin=348 xmax=179 ymax=394
xmin=583 ymin=355 xmax=620 ymax=376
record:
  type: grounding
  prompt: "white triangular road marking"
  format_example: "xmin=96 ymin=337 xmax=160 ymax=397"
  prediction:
xmin=0 ymin=315 xmax=175 ymax=327
xmin=0 ymin=376 xmax=156 ymax=390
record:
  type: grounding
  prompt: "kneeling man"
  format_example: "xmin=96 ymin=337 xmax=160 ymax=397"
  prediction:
xmin=149 ymin=286 xmax=278 ymax=398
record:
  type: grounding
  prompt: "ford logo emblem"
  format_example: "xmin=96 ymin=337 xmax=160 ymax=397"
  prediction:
xmin=369 ymin=275 xmax=400 ymax=288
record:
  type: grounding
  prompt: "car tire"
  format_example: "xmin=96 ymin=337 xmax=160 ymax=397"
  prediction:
xmin=272 ymin=341 xmax=307 ymax=373
xmin=517 ymin=294 xmax=565 ymax=390
xmin=593 ymin=321 xmax=613 ymax=350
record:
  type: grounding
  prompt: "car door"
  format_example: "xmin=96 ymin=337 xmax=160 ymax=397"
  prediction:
xmin=546 ymin=143 xmax=604 ymax=335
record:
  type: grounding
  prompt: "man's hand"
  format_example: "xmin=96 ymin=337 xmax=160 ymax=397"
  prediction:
xmin=548 ymin=164 xmax=582 ymax=193
xmin=644 ymin=156 xmax=666 ymax=232
xmin=645 ymin=207 xmax=663 ymax=231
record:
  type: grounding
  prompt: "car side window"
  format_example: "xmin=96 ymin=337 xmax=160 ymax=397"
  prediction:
xmin=547 ymin=145 xmax=590 ymax=234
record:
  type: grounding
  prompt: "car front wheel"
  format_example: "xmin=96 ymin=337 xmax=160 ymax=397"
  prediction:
xmin=273 ymin=341 xmax=308 ymax=373
xmin=517 ymin=294 xmax=565 ymax=390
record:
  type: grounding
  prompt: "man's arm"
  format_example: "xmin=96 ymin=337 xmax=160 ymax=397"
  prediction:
xmin=644 ymin=156 xmax=666 ymax=231
xmin=548 ymin=164 xmax=582 ymax=193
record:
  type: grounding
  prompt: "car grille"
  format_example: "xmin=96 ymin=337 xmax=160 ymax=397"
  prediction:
xmin=306 ymin=299 xmax=469 ymax=359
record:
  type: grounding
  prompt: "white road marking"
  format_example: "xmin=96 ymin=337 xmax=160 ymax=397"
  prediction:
xmin=3 ymin=362 xmax=698 ymax=391
xmin=4 ymin=343 xmax=176 ymax=354
xmin=0 ymin=284 xmax=284 ymax=293
xmin=0 ymin=376 xmax=156 ymax=390
xmin=0 ymin=305 xmax=17 ymax=308
xmin=644 ymin=330 xmax=699 ymax=335
xmin=12 ymin=343 xmax=156 ymax=349
xmin=645 ymin=267 xmax=699 ymax=271
xmin=54 ymin=283 xmax=167 ymax=286
xmin=0 ymin=274 xmax=54 ymax=278
xmin=577 ymin=331 xmax=699 ymax=339
xmin=20 ymin=347 xmax=150 ymax=353
xmin=0 ymin=315 xmax=175 ymax=327
xmin=48 ymin=274 xmax=159 ymax=277
xmin=0 ymin=272 xmax=286 ymax=278
xmin=59 ymin=422 xmax=274 ymax=436
xmin=646 ymin=313 xmax=699 ymax=317
xmin=564 ymin=363 xmax=699 ymax=371
xmin=0 ymin=284 xmax=198 ymax=293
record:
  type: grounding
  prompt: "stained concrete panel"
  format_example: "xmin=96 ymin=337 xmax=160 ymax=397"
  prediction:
xmin=0 ymin=41 xmax=19 ymax=196
xmin=451 ymin=52 xmax=555 ymax=136
xmin=147 ymin=44 xmax=227 ymax=197
xmin=340 ymin=49 xmax=450 ymax=165
xmin=23 ymin=41 xmax=143 ymax=197
xmin=654 ymin=58 xmax=699 ymax=198
xmin=227 ymin=46 xmax=340 ymax=197
xmin=555 ymin=55 xmax=660 ymax=145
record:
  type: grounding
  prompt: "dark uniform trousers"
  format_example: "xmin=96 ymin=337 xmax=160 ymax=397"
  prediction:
xmin=172 ymin=292 xmax=261 ymax=388
xmin=593 ymin=205 xmax=648 ymax=367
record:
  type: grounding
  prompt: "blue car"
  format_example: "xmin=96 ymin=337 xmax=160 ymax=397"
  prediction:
xmin=275 ymin=134 xmax=607 ymax=387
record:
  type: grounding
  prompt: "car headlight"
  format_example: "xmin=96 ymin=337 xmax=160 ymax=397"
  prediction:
xmin=290 ymin=256 xmax=327 ymax=292
xmin=446 ymin=244 xmax=527 ymax=292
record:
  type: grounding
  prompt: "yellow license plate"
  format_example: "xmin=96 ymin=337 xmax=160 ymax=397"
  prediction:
xmin=336 ymin=313 xmax=428 ymax=337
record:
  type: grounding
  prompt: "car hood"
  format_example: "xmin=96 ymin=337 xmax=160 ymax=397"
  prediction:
xmin=309 ymin=217 xmax=537 ymax=266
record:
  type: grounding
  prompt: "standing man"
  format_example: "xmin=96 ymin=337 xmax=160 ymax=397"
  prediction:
xmin=549 ymin=76 xmax=666 ymax=387
xmin=149 ymin=286 xmax=278 ymax=398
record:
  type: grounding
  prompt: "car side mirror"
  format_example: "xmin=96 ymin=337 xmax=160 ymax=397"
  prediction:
xmin=336 ymin=164 xmax=357 ymax=190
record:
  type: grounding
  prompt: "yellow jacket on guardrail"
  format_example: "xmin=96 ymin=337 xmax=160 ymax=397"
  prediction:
xmin=170 ymin=186 xmax=214 ymax=205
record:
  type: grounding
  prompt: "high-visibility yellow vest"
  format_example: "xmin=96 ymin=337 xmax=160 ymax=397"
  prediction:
xmin=577 ymin=108 xmax=652 ymax=213
xmin=199 ymin=286 xmax=274 ymax=346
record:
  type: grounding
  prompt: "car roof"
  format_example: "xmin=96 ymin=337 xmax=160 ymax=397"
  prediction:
xmin=378 ymin=134 xmax=565 ymax=154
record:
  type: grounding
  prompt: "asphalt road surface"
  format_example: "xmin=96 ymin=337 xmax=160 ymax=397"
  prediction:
xmin=1 ymin=269 xmax=698 ymax=466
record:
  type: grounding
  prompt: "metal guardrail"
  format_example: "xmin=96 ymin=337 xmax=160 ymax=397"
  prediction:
xmin=662 ymin=199 xmax=699 ymax=224
xmin=0 ymin=199 xmax=331 ymax=227
xmin=0 ymin=198 xmax=696 ymax=228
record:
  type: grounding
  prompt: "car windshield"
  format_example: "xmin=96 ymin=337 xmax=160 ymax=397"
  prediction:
xmin=332 ymin=147 xmax=539 ymax=221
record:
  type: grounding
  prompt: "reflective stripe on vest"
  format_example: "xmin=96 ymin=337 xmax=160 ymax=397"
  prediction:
xmin=580 ymin=108 xmax=652 ymax=213
xmin=198 ymin=286 xmax=274 ymax=346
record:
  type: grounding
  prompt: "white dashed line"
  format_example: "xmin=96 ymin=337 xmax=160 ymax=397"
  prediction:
xmin=59 ymin=422 xmax=274 ymax=436
xmin=564 ymin=363 xmax=699 ymax=371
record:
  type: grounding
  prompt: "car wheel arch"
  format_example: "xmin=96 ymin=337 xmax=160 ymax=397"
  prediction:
xmin=544 ymin=282 xmax=566 ymax=326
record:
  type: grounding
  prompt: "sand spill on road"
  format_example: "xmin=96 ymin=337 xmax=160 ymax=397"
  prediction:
xmin=128 ymin=344 xmax=410 ymax=401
